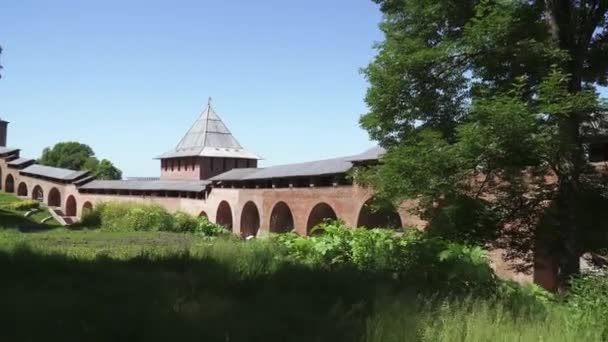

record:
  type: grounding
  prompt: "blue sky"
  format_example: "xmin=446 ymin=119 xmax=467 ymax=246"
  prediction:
xmin=0 ymin=0 xmax=383 ymax=177
xmin=2 ymin=1 xmax=607 ymax=177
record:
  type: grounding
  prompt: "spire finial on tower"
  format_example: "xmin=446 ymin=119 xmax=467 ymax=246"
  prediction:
xmin=208 ymin=96 xmax=212 ymax=108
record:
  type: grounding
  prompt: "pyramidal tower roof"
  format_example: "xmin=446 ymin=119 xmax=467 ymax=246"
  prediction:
xmin=158 ymin=99 xmax=261 ymax=160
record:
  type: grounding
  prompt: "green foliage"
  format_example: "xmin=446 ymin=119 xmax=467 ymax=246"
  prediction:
xmin=85 ymin=158 xmax=123 ymax=180
xmin=96 ymin=202 xmax=174 ymax=232
xmin=87 ymin=203 xmax=229 ymax=237
xmin=171 ymin=211 xmax=198 ymax=233
xmin=39 ymin=142 xmax=122 ymax=180
xmin=0 ymin=226 xmax=606 ymax=341
xmin=566 ymin=273 xmax=608 ymax=334
xmin=366 ymin=295 xmax=605 ymax=342
xmin=272 ymin=221 xmax=496 ymax=294
xmin=362 ymin=0 xmax=608 ymax=279
xmin=1 ymin=199 xmax=40 ymax=211
xmin=194 ymin=216 xmax=231 ymax=237
xmin=39 ymin=142 xmax=95 ymax=170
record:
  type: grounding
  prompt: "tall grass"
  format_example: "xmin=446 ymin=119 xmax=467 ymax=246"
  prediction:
xmin=366 ymin=296 xmax=606 ymax=342
xmin=0 ymin=211 xmax=606 ymax=341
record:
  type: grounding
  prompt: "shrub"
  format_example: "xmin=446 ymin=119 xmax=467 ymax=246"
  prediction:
xmin=270 ymin=220 xmax=497 ymax=294
xmin=194 ymin=217 xmax=231 ymax=237
xmin=172 ymin=212 xmax=198 ymax=233
xmin=97 ymin=202 xmax=174 ymax=232
xmin=79 ymin=207 xmax=101 ymax=227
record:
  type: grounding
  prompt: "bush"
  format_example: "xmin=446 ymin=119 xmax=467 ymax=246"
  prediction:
xmin=79 ymin=207 xmax=101 ymax=227
xmin=270 ymin=220 xmax=497 ymax=294
xmin=171 ymin=212 xmax=198 ymax=233
xmin=194 ymin=217 xmax=231 ymax=237
xmin=97 ymin=202 xmax=174 ymax=232
xmin=88 ymin=203 xmax=231 ymax=236
xmin=3 ymin=199 xmax=40 ymax=211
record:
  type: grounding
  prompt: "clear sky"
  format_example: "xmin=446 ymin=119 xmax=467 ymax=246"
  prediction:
xmin=0 ymin=0 xmax=383 ymax=177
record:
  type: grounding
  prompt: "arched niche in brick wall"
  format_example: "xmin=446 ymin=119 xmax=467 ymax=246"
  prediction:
xmin=17 ymin=182 xmax=28 ymax=197
xmin=48 ymin=188 xmax=61 ymax=207
xmin=216 ymin=201 xmax=233 ymax=231
xmin=269 ymin=201 xmax=294 ymax=233
xmin=356 ymin=198 xmax=402 ymax=229
xmin=4 ymin=174 xmax=14 ymax=193
xmin=32 ymin=185 xmax=44 ymax=202
xmin=66 ymin=195 xmax=77 ymax=216
xmin=306 ymin=202 xmax=337 ymax=234
xmin=240 ymin=201 xmax=260 ymax=238
xmin=82 ymin=201 xmax=93 ymax=214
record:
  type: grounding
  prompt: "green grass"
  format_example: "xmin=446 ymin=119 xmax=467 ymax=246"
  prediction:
xmin=0 ymin=192 xmax=605 ymax=341
xmin=0 ymin=229 xmax=605 ymax=342
xmin=0 ymin=192 xmax=60 ymax=228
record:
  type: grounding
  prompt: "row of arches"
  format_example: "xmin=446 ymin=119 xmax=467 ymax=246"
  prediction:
xmin=210 ymin=198 xmax=402 ymax=237
xmin=3 ymin=173 xmax=93 ymax=217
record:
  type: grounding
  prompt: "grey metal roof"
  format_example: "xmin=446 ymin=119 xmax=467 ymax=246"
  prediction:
xmin=7 ymin=158 xmax=35 ymax=167
xmin=0 ymin=147 xmax=19 ymax=155
xmin=73 ymin=175 xmax=96 ymax=186
xmin=158 ymin=101 xmax=261 ymax=160
xmin=211 ymin=157 xmax=353 ymax=181
xmin=345 ymin=146 xmax=386 ymax=162
xmin=210 ymin=168 xmax=260 ymax=181
xmin=79 ymin=179 xmax=210 ymax=192
xmin=211 ymin=147 xmax=388 ymax=182
xmin=20 ymin=164 xmax=89 ymax=181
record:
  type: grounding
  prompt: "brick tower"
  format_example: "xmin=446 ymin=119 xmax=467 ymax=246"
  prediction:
xmin=157 ymin=99 xmax=261 ymax=180
xmin=0 ymin=118 xmax=8 ymax=147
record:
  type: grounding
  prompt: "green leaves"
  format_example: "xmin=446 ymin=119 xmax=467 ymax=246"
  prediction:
xmin=39 ymin=141 xmax=123 ymax=180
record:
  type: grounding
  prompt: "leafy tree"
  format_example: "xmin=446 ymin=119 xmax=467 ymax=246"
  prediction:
xmin=40 ymin=142 xmax=95 ymax=170
xmin=360 ymin=0 xmax=608 ymax=287
xmin=39 ymin=142 xmax=122 ymax=180
xmin=89 ymin=159 xmax=122 ymax=180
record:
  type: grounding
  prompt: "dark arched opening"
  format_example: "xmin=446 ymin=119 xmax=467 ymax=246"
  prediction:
xmin=82 ymin=201 xmax=93 ymax=213
xmin=32 ymin=185 xmax=44 ymax=202
xmin=5 ymin=174 xmax=14 ymax=193
xmin=216 ymin=201 xmax=233 ymax=231
xmin=66 ymin=195 xmax=77 ymax=216
xmin=306 ymin=202 xmax=337 ymax=234
xmin=17 ymin=182 xmax=28 ymax=197
xmin=356 ymin=198 xmax=402 ymax=229
xmin=48 ymin=187 xmax=61 ymax=207
xmin=240 ymin=201 xmax=260 ymax=237
xmin=269 ymin=201 xmax=294 ymax=233
xmin=199 ymin=210 xmax=208 ymax=218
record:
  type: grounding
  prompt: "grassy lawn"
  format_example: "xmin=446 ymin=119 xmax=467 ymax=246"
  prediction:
xmin=0 ymin=192 xmax=59 ymax=229
xmin=0 ymin=192 xmax=605 ymax=341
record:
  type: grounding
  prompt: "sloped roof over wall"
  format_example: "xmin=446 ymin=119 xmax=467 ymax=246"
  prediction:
xmin=345 ymin=146 xmax=386 ymax=162
xmin=0 ymin=147 xmax=19 ymax=157
xmin=20 ymin=164 xmax=89 ymax=182
xmin=80 ymin=179 xmax=210 ymax=192
xmin=7 ymin=158 xmax=35 ymax=169
xmin=211 ymin=146 xmax=385 ymax=182
xmin=158 ymin=100 xmax=261 ymax=160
